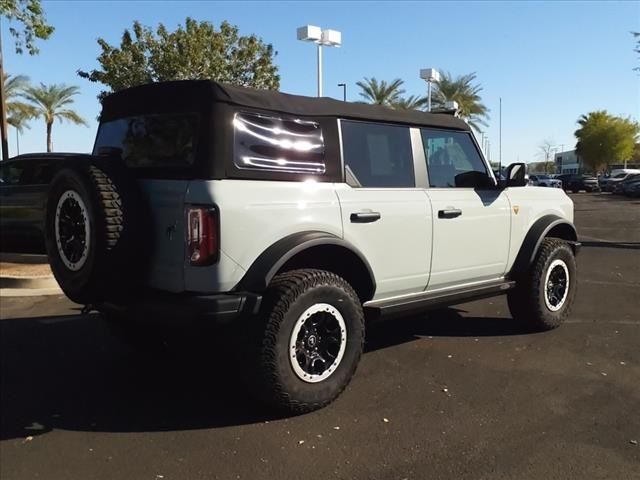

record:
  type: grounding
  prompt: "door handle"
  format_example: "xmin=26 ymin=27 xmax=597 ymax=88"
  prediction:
xmin=438 ymin=208 xmax=462 ymax=219
xmin=350 ymin=211 xmax=381 ymax=223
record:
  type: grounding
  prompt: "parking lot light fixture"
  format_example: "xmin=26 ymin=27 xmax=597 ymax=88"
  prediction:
xmin=297 ymin=25 xmax=342 ymax=97
xmin=420 ymin=68 xmax=441 ymax=112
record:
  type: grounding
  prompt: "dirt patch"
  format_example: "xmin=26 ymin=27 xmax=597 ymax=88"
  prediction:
xmin=0 ymin=262 xmax=52 ymax=277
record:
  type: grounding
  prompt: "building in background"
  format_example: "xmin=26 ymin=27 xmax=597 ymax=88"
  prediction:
xmin=555 ymin=150 xmax=581 ymax=174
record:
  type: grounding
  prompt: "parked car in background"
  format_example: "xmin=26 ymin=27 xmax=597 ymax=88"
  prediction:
xmin=601 ymin=172 xmax=639 ymax=192
xmin=612 ymin=173 xmax=640 ymax=194
xmin=0 ymin=154 xmax=61 ymax=253
xmin=622 ymin=178 xmax=640 ymax=197
xmin=529 ymin=174 xmax=563 ymax=188
xmin=557 ymin=174 xmax=600 ymax=193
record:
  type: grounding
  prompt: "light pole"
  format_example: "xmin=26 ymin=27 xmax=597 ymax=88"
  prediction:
xmin=297 ymin=25 xmax=342 ymax=97
xmin=419 ymin=68 xmax=440 ymax=112
xmin=337 ymin=83 xmax=346 ymax=102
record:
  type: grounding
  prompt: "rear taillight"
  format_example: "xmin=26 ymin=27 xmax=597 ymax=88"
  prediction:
xmin=186 ymin=207 xmax=219 ymax=266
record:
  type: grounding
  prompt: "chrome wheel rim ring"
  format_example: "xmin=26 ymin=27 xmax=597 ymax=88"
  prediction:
xmin=54 ymin=190 xmax=90 ymax=271
xmin=289 ymin=303 xmax=347 ymax=383
xmin=544 ymin=259 xmax=569 ymax=312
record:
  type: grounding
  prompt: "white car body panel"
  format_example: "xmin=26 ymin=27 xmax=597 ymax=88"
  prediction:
xmin=426 ymin=188 xmax=511 ymax=290
xmin=334 ymin=184 xmax=432 ymax=299
xmin=181 ymin=179 xmax=343 ymax=293
xmin=504 ymin=186 xmax=574 ymax=271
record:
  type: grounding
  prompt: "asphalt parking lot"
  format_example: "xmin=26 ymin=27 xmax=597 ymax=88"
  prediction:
xmin=1 ymin=193 xmax=639 ymax=480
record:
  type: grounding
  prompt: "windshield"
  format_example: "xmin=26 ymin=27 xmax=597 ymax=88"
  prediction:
xmin=537 ymin=175 xmax=550 ymax=179
xmin=613 ymin=173 xmax=627 ymax=178
xmin=93 ymin=113 xmax=199 ymax=168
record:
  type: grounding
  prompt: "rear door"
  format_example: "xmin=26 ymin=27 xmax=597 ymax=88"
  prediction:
xmin=419 ymin=128 xmax=511 ymax=290
xmin=335 ymin=120 xmax=432 ymax=300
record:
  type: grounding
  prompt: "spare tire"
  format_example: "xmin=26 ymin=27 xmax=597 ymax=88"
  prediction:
xmin=44 ymin=158 xmax=149 ymax=304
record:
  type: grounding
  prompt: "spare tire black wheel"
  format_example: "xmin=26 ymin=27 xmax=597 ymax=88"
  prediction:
xmin=45 ymin=159 xmax=149 ymax=305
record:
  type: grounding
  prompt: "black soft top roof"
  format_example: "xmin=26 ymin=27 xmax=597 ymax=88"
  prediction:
xmin=101 ymin=80 xmax=470 ymax=131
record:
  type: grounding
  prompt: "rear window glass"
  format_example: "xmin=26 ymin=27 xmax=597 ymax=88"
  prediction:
xmin=341 ymin=121 xmax=414 ymax=188
xmin=233 ymin=112 xmax=326 ymax=174
xmin=93 ymin=113 xmax=198 ymax=168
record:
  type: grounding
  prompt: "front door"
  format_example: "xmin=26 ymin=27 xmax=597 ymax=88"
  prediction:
xmin=418 ymin=128 xmax=511 ymax=290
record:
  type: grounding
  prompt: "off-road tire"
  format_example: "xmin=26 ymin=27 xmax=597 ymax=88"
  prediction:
xmin=252 ymin=269 xmax=365 ymax=414
xmin=45 ymin=159 xmax=149 ymax=304
xmin=507 ymin=238 xmax=577 ymax=331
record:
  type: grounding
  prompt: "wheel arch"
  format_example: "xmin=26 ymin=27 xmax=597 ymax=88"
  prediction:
xmin=510 ymin=215 xmax=579 ymax=279
xmin=235 ymin=231 xmax=376 ymax=302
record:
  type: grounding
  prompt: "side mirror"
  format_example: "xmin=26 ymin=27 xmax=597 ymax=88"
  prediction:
xmin=505 ymin=162 xmax=527 ymax=187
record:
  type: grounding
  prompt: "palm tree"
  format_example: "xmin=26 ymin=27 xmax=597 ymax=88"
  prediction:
xmin=392 ymin=95 xmax=428 ymax=111
xmin=21 ymin=83 xmax=88 ymax=152
xmin=3 ymin=73 xmax=36 ymax=133
xmin=356 ymin=77 xmax=405 ymax=106
xmin=433 ymin=72 xmax=489 ymax=131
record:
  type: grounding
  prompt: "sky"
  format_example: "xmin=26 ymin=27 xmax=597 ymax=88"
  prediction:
xmin=3 ymin=0 xmax=639 ymax=164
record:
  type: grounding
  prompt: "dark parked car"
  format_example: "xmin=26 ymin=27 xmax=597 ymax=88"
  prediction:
xmin=612 ymin=173 xmax=640 ymax=194
xmin=622 ymin=178 xmax=640 ymax=197
xmin=557 ymin=174 xmax=599 ymax=193
xmin=0 ymin=154 xmax=62 ymax=253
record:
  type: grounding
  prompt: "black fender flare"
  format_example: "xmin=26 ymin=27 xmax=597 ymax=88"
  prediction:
xmin=510 ymin=214 xmax=579 ymax=279
xmin=236 ymin=231 xmax=376 ymax=297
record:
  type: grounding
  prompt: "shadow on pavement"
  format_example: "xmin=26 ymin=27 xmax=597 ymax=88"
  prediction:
xmin=366 ymin=308 xmax=538 ymax=352
xmin=1 ymin=307 xmax=534 ymax=441
xmin=581 ymin=241 xmax=640 ymax=250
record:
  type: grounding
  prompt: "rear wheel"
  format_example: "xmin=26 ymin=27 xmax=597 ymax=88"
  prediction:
xmin=508 ymin=239 xmax=577 ymax=330
xmin=251 ymin=269 xmax=364 ymax=413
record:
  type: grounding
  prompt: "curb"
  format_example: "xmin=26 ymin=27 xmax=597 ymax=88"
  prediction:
xmin=0 ymin=275 xmax=60 ymax=290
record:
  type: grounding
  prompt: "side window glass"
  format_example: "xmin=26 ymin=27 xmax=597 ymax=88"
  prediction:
xmin=0 ymin=163 xmax=27 ymax=186
xmin=233 ymin=112 xmax=325 ymax=174
xmin=341 ymin=121 xmax=414 ymax=188
xmin=421 ymin=129 xmax=488 ymax=188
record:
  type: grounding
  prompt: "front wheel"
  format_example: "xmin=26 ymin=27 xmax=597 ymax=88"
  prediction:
xmin=507 ymin=239 xmax=577 ymax=330
xmin=252 ymin=269 xmax=365 ymax=414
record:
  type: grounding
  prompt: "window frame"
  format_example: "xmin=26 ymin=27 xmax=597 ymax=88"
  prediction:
xmin=337 ymin=118 xmax=422 ymax=190
xmin=415 ymin=128 xmax=496 ymax=190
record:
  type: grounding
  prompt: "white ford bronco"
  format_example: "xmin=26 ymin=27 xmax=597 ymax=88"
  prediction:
xmin=42 ymin=80 xmax=580 ymax=413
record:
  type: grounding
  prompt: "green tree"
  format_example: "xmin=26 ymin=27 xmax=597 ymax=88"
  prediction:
xmin=356 ymin=77 xmax=405 ymax=106
xmin=21 ymin=83 xmax=88 ymax=152
xmin=3 ymin=73 xmax=35 ymax=131
xmin=0 ymin=0 xmax=54 ymax=54
xmin=433 ymin=72 xmax=489 ymax=131
xmin=574 ymin=111 xmax=639 ymax=172
xmin=78 ymin=18 xmax=279 ymax=101
xmin=392 ymin=94 xmax=427 ymax=111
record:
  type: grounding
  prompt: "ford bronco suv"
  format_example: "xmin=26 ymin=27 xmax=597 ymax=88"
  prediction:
xmin=40 ymin=80 xmax=579 ymax=413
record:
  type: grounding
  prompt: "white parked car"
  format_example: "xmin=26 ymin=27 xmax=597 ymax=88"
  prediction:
xmin=529 ymin=174 xmax=563 ymax=188
xmin=25 ymin=81 xmax=580 ymax=414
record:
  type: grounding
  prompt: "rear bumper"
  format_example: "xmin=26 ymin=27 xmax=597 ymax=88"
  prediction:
xmin=99 ymin=290 xmax=262 ymax=325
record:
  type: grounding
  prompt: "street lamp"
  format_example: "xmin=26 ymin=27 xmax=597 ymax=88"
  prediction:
xmin=337 ymin=83 xmax=346 ymax=101
xmin=419 ymin=68 xmax=440 ymax=112
xmin=297 ymin=25 xmax=342 ymax=97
